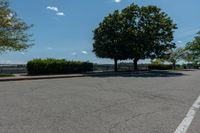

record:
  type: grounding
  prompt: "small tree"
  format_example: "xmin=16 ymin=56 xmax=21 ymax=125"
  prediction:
xmin=185 ymin=32 xmax=200 ymax=65
xmin=0 ymin=0 xmax=32 ymax=53
xmin=164 ymin=48 xmax=185 ymax=69
xmin=93 ymin=10 xmax=127 ymax=72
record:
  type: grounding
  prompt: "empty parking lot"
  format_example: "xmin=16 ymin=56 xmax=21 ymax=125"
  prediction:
xmin=0 ymin=70 xmax=200 ymax=133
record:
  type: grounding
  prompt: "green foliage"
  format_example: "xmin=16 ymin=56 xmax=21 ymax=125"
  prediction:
xmin=0 ymin=73 xmax=14 ymax=77
xmin=183 ymin=63 xmax=200 ymax=69
xmin=0 ymin=0 xmax=32 ymax=53
xmin=93 ymin=3 xmax=176 ymax=71
xmin=151 ymin=58 xmax=165 ymax=65
xmin=27 ymin=59 xmax=93 ymax=75
xmin=93 ymin=10 xmax=126 ymax=60
xmin=164 ymin=48 xmax=185 ymax=62
xmin=122 ymin=4 xmax=176 ymax=60
xmin=162 ymin=47 xmax=185 ymax=69
xmin=93 ymin=10 xmax=126 ymax=71
xmin=148 ymin=64 xmax=172 ymax=70
xmin=185 ymin=32 xmax=200 ymax=64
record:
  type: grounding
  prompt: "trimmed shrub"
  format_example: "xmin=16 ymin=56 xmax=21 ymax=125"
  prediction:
xmin=148 ymin=64 xmax=172 ymax=70
xmin=27 ymin=59 xmax=93 ymax=75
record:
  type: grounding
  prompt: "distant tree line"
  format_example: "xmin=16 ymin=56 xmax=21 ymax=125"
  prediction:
xmin=152 ymin=32 xmax=200 ymax=70
xmin=185 ymin=32 xmax=200 ymax=66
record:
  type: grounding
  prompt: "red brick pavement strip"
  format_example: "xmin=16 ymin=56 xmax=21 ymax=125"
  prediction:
xmin=0 ymin=74 xmax=86 ymax=82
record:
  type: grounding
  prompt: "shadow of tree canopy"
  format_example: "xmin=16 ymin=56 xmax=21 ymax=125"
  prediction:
xmin=86 ymin=70 xmax=187 ymax=78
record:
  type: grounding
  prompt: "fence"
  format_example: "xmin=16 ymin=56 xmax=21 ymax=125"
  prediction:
xmin=2 ymin=63 xmax=196 ymax=74
xmin=0 ymin=63 xmax=149 ymax=74
xmin=93 ymin=64 xmax=149 ymax=71
xmin=0 ymin=64 xmax=27 ymax=74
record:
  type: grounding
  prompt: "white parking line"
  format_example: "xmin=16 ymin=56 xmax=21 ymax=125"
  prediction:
xmin=174 ymin=95 xmax=200 ymax=133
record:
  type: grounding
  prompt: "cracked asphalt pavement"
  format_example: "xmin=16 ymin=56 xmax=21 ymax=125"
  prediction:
xmin=0 ymin=70 xmax=200 ymax=133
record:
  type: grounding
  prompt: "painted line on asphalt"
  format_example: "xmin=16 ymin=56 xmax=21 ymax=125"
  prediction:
xmin=174 ymin=95 xmax=200 ymax=133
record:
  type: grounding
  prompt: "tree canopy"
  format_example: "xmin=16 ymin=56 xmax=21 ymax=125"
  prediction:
xmin=93 ymin=10 xmax=127 ymax=71
xmin=121 ymin=4 xmax=177 ymax=69
xmin=0 ymin=0 xmax=32 ymax=53
xmin=164 ymin=47 xmax=185 ymax=69
xmin=185 ymin=32 xmax=200 ymax=64
xmin=93 ymin=3 xmax=177 ymax=71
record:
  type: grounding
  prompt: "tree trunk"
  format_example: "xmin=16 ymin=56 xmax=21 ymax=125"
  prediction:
xmin=172 ymin=61 xmax=176 ymax=70
xmin=133 ymin=59 xmax=138 ymax=71
xmin=114 ymin=59 xmax=118 ymax=72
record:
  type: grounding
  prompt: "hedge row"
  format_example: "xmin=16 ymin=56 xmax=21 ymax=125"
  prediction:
xmin=27 ymin=59 xmax=93 ymax=75
xmin=148 ymin=64 xmax=172 ymax=70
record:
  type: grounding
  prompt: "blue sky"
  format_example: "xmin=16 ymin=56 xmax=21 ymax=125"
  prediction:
xmin=1 ymin=0 xmax=200 ymax=64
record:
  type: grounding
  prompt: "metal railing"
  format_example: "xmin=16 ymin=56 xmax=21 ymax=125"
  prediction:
xmin=0 ymin=64 xmax=27 ymax=74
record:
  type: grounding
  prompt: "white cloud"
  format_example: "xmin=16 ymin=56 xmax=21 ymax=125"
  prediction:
xmin=46 ymin=6 xmax=58 ymax=12
xmin=46 ymin=6 xmax=65 ymax=17
xmin=47 ymin=47 xmax=53 ymax=50
xmin=21 ymin=52 xmax=25 ymax=55
xmin=56 ymin=12 xmax=64 ymax=16
xmin=81 ymin=51 xmax=88 ymax=54
xmin=114 ymin=0 xmax=121 ymax=3
xmin=72 ymin=52 xmax=77 ymax=56
xmin=177 ymin=41 xmax=183 ymax=43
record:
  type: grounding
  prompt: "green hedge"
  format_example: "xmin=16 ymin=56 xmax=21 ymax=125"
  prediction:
xmin=27 ymin=59 xmax=93 ymax=75
xmin=148 ymin=64 xmax=172 ymax=70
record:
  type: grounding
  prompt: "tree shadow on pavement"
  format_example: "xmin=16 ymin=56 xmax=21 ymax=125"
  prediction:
xmin=87 ymin=70 xmax=187 ymax=78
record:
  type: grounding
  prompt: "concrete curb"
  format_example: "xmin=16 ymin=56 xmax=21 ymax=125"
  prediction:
xmin=0 ymin=74 xmax=86 ymax=82
xmin=1 ymin=71 xmax=173 ymax=82
xmin=0 ymin=71 xmax=134 ymax=82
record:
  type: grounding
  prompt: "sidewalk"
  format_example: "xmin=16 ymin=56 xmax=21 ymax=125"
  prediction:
xmin=0 ymin=70 xmax=186 ymax=82
xmin=0 ymin=73 xmax=85 ymax=82
xmin=0 ymin=71 xmax=133 ymax=82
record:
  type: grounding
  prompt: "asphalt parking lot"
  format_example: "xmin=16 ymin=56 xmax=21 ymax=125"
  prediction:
xmin=0 ymin=70 xmax=200 ymax=133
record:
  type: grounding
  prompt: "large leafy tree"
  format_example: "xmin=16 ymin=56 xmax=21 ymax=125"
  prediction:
xmin=93 ymin=10 xmax=127 ymax=72
xmin=93 ymin=3 xmax=176 ymax=71
xmin=0 ymin=0 xmax=32 ymax=53
xmin=121 ymin=4 xmax=140 ymax=70
xmin=122 ymin=4 xmax=177 ymax=70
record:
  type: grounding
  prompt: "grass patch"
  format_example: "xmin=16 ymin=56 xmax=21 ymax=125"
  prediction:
xmin=0 ymin=74 xmax=15 ymax=78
